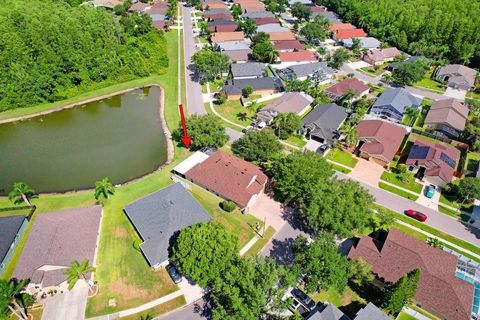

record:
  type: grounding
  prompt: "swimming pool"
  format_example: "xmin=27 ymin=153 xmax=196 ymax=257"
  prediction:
xmin=456 ymin=271 xmax=480 ymax=316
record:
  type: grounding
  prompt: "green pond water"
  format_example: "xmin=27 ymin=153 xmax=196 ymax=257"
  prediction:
xmin=0 ymin=87 xmax=168 ymax=194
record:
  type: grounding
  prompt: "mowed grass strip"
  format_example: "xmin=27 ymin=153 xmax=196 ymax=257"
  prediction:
xmin=378 ymin=182 xmax=419 ymax=201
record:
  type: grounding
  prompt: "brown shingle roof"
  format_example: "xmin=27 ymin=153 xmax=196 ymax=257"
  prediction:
xmin=211 ymin=31 xmax=245 ymax=43
xmin=262 ymin=92 xmax=313 ymax=114
xmin=348 ymin=228 xmax=474 ymax=320
xmin=274 ymin=40 xmax=305 ymax=51
xmin=13 ymin=206 xmax=102 ymax=287
xmin=365 ymin=48 xmax=401 ymax=63
xmin=254 ymin=17 xmax=279 ymax=25
xmin=357 ymin=120 xmax=406 ymax=163
xmin=325 ymin=78 xmax=369 ymax=97
xmin=185 ymin=151 xmax=268 ymax=208
xmin=425 ymin=98 xmax=469 ymax=131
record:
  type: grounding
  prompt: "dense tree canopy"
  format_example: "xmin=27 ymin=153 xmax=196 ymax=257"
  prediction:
xmin=232 ymin=129 xmax=282 ymax=163
xmin=318 ymin=0 xmax=480 ymax=64
xmin=392 ymin=61 xmax=428 ymax=85
xmin=180 ymin=114 xmax=229 ymax=150
xmin=192 ymin=47 xmax=230 ymax=82
xmin=0 ymin=0 xmax=168 ymax=111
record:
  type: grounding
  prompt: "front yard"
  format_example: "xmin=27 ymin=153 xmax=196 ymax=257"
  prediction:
xmin=326 ymin=148 xmax=358 ymax=168
xmin=378 ymin=182 xmax=419 ymax=201
xmin=358 ymin=65 xmax=387 ymax=77
xmin=413 ymin=70 xmax=445 ymax=93
xmin=380 ymin=171 xmax=423 ymax=193
xmin=213 ymin=96 xmax=279 ymax=128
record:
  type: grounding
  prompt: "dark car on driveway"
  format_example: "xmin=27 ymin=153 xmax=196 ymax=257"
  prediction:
xmin=291 ymin=288 xmax=316 ymax=311
xmin=166 ymin=264 xmax=182 ymax=284
xmin=405 ymin=209 xmax=427 ymax=222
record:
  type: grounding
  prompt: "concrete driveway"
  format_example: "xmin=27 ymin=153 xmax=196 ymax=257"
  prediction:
xmin=349 ymin=157 xmax=384 ymax=185
xmin=416 ymin=184 xmax=440 ymax=210
xmin=345 ymin=61 xmax=371 ymax=70
xmin=304 ymin=139 xmax=322 ymax=152
xmin=248 ymin=192 xmax=290 ymax=230
xmin=177 ymin=277 xmax=204 ymax=304
xmin=42 ymin=281 xmax=88 ymax=320
xmin=445 ymin=87 xmax=467 ymax=100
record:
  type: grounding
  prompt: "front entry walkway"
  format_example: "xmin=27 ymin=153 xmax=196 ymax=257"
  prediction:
xmin=348 ymin=157 xmax=384 ymax=186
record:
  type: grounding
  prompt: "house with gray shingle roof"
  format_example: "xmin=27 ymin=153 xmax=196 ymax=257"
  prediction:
xmin=241 ymin=11 xmax=275 ymax=19
xmin=354 ymin=303 xmax=389 ymax=320
xmin=342 ymin=37 xmax=381 ymax=50
xmin=370 ymin=88 xmax=422 ymax=123
xmin=307 ymin=303 xmax=350 ymax=320
xmin=300 ymin=103 xmax=348 ymax=146
xmin=278 ymin=62 xmax=335 ymax=82
xmin=124 ymin=183 xmax=211 ymax=269
xmin=230 ymin=62 xmax=266 ymax=79
xmin=314 ymin=11 xmax=340 ymax=23
xmin=435 ymin=64 xmax=477 ymax=90
xmin=0 ymin=215 xmax=28 ymax=276
xmin=222 ymin=77 xmax=284 ymax=100
xmin=257 ymin=23 xmax=291 ymax=33
xmin=424 ymin=98 xmax=469 ymax=139
xmin=217 ymin=40 xmax=252 ymax=51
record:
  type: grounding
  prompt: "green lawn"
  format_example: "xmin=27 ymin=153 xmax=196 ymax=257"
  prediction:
xmin=117 ymin=295 xmax=186 ymax=320
xmin=413 ymin=110 xmax=427 ymax=129
xmin=244 ymin=226 xmax=276 ymax=257
xmin=396 ymin=312 xmax=418 ymax=320
xmin=214 ymin=99 xmax=255 ymax=127
xmin=359 ymin=66 xmax=386 ymax=76
xmin=413 ymin=70 xmax=445 ymax=93
xmin=467 ymin=90 xmax=480 ymax=101
xmin=465 ymin=152 xmax=480 ymax=174
xmin=378 ymin=182 xmax=419 ymax=201
xmin=326 ymin=148 xmax=358 ymax=168
xmin=438 ymin=205 xmax=470 ymax=222
xmin=312 ymin=286 xmax=366 ymax=318
xmin=380 ymin=171 xmax=423 ymax=193
xmin=329 ymin=163 xmax=352 ymax=174
xmin=285 ymin=134 xmax=306 ymax=148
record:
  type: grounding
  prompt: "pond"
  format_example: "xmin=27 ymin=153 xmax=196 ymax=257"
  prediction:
xmin=0 ymin=87 xmax=168 ymax=194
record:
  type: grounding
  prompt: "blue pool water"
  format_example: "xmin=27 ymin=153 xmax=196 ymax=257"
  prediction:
xmin=456 ymin=271 xmax=480 ymax=315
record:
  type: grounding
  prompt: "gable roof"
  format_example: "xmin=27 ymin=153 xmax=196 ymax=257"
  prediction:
xmin=241 ymin=2 xmax=266 ymax=13
xmin=308 ymin=304 xmax=350 ymax=320
xmin=262 ymin=92 xmax=313 ymax=114
xmin=357 ymin=120 xmax=406 ymax=163
xmin=354 ymin=303 xmax=389 ymax=320
xmin=0 ymin=215 xmax=26 ymax=262
xmin=204 ymin=8 xmax=231 ymax=14
xmin=372 ymin=88 xmax=422 ymax=113
xmin=129 ymin=1 xmax=150 ymax=12
xmin=185 ymin=151 xmax=268 ymax=208
xmin=208 ymin=19 xmax=237 ymax=27
xmin=217 ymin=39 xmax=252 ymax=51
xmin=211 ymin=31 xmax=245 ymax=43
xmin=222 ymin=77 xmax=283 ymax=96
xmin=325 ymin=78 xmax=369 ymax=97
xmin=13 ymin=206 xmax=102 ymax=287
xmin=328 ymin=22 xmax=355 ymax=33
xmin=223 ymin=49 xmax=251 ymax=62
xmin=231 ymin=62 xmax=266 ymax=78
xmin=279 ymin=50 xmax=317 ymax=62
xmin=257 ymin=23 xmax=291 ymax=33
xmin=301 ymin=103 xmax=348 ymax=143
xmin=268 ymin=31 xmax=297 ymax=41
xmin=334 ymin=28 xmax=366 ymax=40
xmin=365 ymin=48 xmax=401 ymax=63
xmin=342 ymin=37 xmax=380 ymax=49
xmin=253 ymin=17 xmax=279 ymax=25
xmin=283 ymin=62 xmax=335 ymax=78
xmin=425 ymin=98 xmax=469 ymax=131
xmin=124 ymin=183 xmax=211 ymax=266
xmin=273 ymin=40 xmax=305 ymax=51
xmin=205 ymin=12 xmax=234 ymax=21
xmin=242 ymin=11 xmax=275 ymax=19
xmin=437 ymin=64 xmax=476 ymax=88
xmin=406 ymin=138 xmax=460 ymax=184
xmin=315 ymin=11 xmax=340 ymax=23
xmin=348 ymin=228 xmax=474 ymax=320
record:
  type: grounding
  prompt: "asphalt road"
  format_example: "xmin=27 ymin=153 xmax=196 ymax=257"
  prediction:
xmin=182 ymin=5 xmax=206 ymax=116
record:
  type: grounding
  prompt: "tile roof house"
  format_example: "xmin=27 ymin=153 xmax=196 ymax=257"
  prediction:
xmin=424 ymin=98 xmax=469 ymax=139
xmin=0 ymin=215 xmax=28 ymax=276
xmin=241 ymin=2 xmax=266 ymax=13
xmin=370 ymin=88 xmax=422 ymax=123
xmin=211 ymin=31 xmax=245 ymax=44
xmin=254 ymin=17 xmax=279 ymax=26
xmin=278 ymin=50 xmax=317 ymax=67
xmin=273 ymin=40 xmax=305 ymax=52
xmin=354 ymin=303 xmax=389 ymax=320
xmin=357 ymin=120 xmax=406 ymax=167
xmin=300 ymin=103 xmax=348 ymax=146
xmin=261 ymin=92 xmax=313 ymax=115
xmin=278 ymin=62 xmax=335 ymax=82
xmin=342 ymin=37 xmax=381 ymax=50
xmin=406 ymin=138 xmax=460 ymax=186
xmin=185 ymin=151 xmax=268 ymax=210
xmin=208 ymin=20 xmax=238 ymax=32
xmin=435 ymin=64 xmax=477 ymax=90
xmin=333 ymin=28 xmax=366 ymax=40
xmin=223 ymin=49 xmax=252 ymax=63
xmin=325 ymin=78 xmax=369 ymax=100
xmin=222 ymin=77 xmax=284 ymax=99
xmin=13 ymin=206 xmax=102 ymax=293
xmin=363 ymin=48 xmax=401 ymax=66
xmin=231 ymin=62 xmax=266 ymax=79
xmin=348 ymin=228 xmax=474 ymax=320
xmin=328 ymin=23 xmax=355 ymax=33
xmin=257 ymin=23 xmax=291 ymax=33
xmin=124 ymin=183 xmax=211 ymax=269
xmin=267 ymin=31 xmax=297 ymax=41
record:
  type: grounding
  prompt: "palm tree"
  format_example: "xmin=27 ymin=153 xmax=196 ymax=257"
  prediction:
xmin=94 ymin=177 xmax=115 ymax=201
xmin=273 ymin=113 xmax=289 ymax=138
xmin=342 ymin=122 xmax=358 ymax=147
xmin=0 ymin=279 xmax=29 ymax=320
xmin=8 ymin=182 xmax=35 ymax=206
xmin=383 ymin=73 xmax=393 ymax=85
xmin=246 ymin=101 xmax=258 ymax=115
xmin=266 ymin=48 xmax=279 ymax=64
xmin=426 ymin=237 xmax=443 ymax=249
xmin=404 ymin=107 xmax=420 ymax=126
xmin=64 ymin=259 xmax=96 ymax=290
xmin=340 ymin=88 xmax=358 ymax=109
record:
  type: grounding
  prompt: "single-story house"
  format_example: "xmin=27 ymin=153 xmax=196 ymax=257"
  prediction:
xmin=406 ymin=138 xmax=460 ymax=186
xmin=314 ymin=11 xmax=340 ymax=22
xmin=184 ymin=151 xmax=268 ymax=211
xmin=261 ymin=92 xmax=313 ymax=116
xmin=277 ymin=50 xmax=317 ymax=68
xmin=254 ymin=17 xmax=279 ymax=25
xmin=205 ymin=12 xmax=234 ymax=21
xmin=217 ymin=39 xmax=252 ymax=51
xmin=241 ymin=3 xmax=266 ymax=14
xmin=202 ymin=1 xmax=227 ymax=10
xmin=333 ymin=28 xmax=366 ymax=40
xmin=435 ymin=64 xmax=477 ymax=91
xmin=128 ymin=1 xmax=150 ymax=12
xmin=124 ymin=183 xmax=211 ymax=269
xmin=231 ymin=62 xmax=266 ymax=79
xmin=201 ymin=0 xmax=225 ymax=10
xmin=223 ymin=49 xmax=251 ymax=63
xmin=288 ymin=0 xmax=311 ymax=5
xmin=300 ymin=103 xmax=348 ymax=146
xmin=387 ymin=56 xmax=428 ymax=72
xmin=363 ymin=47 xmax=401 ymax=66
xmin=277 ymin=62 xmax=335 ymax=82
xmin=211 ymin=31 xmax=245 ymax=44
xmin=357 ymin=119 xmax=406 ymax=167
xmin=325 ymin=78 xmax=369 ymax=100
xmin=424 ymin=98 xmax=469 ymax=139
xmin=307 ymin=303 xmax=350 ymax=320
xmin=222 ymin=77 xmax=284 ymax=100
xmin=204 ymin=8 xmax=231 ymax=15
xmin=241 ymin=11 xmax=275 ymax=19
xmin=273 ymin=40 xmax=305 ymax=52
xmin=267 ymin=31 xmax=297 ymax=41
xmin=349 ymin=228 xmax=474 ymax=320
xmin=354 ymin=303 xmax=389 ymax=320
xmin=328 ymin=22 xmax=355 ymax=33
xmin=308 ymin=5 xmax=326 ymax=13
xmin=370 ymin=88 xmax=422 ymax=123
xmin=257 ymin=23 xmax=291 ymax=33
xmin=0 ymin=215 xmax=28 ymax=276
xmin=208 ymin=20 xmax=238 ymax=32
xmin=342 ymin=37 xmax=381 ymax=50
xmin=13 ymin=206 xmax=102 ymax=293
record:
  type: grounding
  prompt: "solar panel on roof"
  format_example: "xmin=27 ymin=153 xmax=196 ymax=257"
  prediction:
xmin=409 ymin=145 xmax=430 ymax=159
xmin=440 ymin=152 xmax=456 ymax=169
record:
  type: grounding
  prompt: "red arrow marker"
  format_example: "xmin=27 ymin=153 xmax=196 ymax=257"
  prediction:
xmin=179 ymin=104 xmax=192 ymax=149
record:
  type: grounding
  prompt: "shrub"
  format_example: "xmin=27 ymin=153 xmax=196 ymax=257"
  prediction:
xmin=242 ymin=85 xmax=253 ymax=98
xmin=220 ymin=200 xmax=236 ymax=212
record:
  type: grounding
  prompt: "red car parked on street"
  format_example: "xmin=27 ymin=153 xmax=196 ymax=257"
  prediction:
xmin=405 ymin=209 xmax=427 ymax=222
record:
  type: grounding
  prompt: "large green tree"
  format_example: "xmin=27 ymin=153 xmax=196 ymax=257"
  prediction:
xmin=392 ymin=61 xmax=427 ymax=85
xmin=457 ymin=177 xmax=480 ymax=201
xmin=251 ymin=41 xmax=279 ymax=63
xmin=64 ymin=259 xmax=96 ymax=290
xmin=329 ymin=48 xmax=350 ymax=69
xmin=181 ymin=114 xmax=229 ymax=150
xmin=192 ymin=47 xmax=230 ymax=82
xmin=291 ymin=2 xmax=311 ymax=21
xmin=172 ymin=222 xmax=238 ymax=287
xmin=8 ymin=182 xmax=35 ymax=206
xmin=300 ymin=22 xmax=328 ymax=44
xmin=0 ymin=279 xmax=30 ymax=320
xmin=292 ymin=234 xmax=349 ymax=293
xmin=232 ymin=129 xmax=282 ymax=163
xmin=0 ymin=0 xmax=168 ymax=111
xmin=273 ymin=112 xmax=302 ymax=139
xmin=383 ymin=269 xmax=420 ymax=314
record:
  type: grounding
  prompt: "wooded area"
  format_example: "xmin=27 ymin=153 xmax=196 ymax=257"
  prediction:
xmin=0 ymin=0 xmax=168 ymax=111
xmin=318 ymin=0 xmax=480 ymax=65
